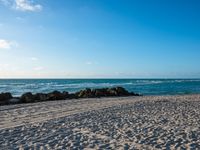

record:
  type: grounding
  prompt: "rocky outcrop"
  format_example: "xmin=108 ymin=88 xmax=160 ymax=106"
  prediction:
xmin=0 ymin=92 xmax=12 ymax=105
xmin=76 ymin=88 xmax=93 ymax=98
xmin=63 ymin=91 xmax=70 ymax=99
xmin=20 ymin=92 xmax=35 ymax=103
xmin=34 ymin=93 xmax=48 ymax=101
xmin=9 ymin=98 xmax=20 ymax=104
xmin=20 ymin=91 xmax=71 ymax=103
xmin=1 ymin=87 xmax=141 ymax=105
xmin=75 ymin=87 xmax=140 ymax=98
xmin=47 ymin=91 xmax=64 ymax=100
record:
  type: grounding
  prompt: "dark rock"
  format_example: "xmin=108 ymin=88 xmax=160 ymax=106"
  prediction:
xmin=75 ymin=87 xmax=139 ymax=98
xmin=115 ymin=87 xmax=129 ymax=96
xmin=130 ymin=92 xmax=140 ymax=96
xmin=9 ymin=98 xmax=21 ymax=104
xmin=62 ymin=91 xmax=69 ymax=99
xmin=1 ymin=86 xmax=141 ymax=105
xmin=0 ymin=92 xmax=12 ymax=101
xmin=0 ymin=92 xmax=12 ymax=105
xmin=91 ymin=89 xmax=101 ymax=97
xmin=92 ymin=88 xmax=108 ymax=97
xmin=76 ymin=88 xmax=93 ymax=98
xmin=20 ymin=92 xmax=34 ymax=103
xmin=107 ymin=88 xmax=118 ymax=96
xmin=68 ymin=93 xmax=78 ymax=99
xmin=98 ymin=87 xmax=130 ymax=97
xmin=34 ymin=93 xmax=48 ymax=101
xmin=47 ymin=91 xmax=65 ymax=100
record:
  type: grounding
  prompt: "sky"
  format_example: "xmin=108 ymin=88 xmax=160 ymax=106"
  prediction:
xmin=0 ymin=0 xmax=200 ymax=78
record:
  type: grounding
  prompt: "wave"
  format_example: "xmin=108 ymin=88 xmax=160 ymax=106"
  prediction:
xmin=1 ymin=80 xmax=200 ymax=89
xmin=1 ymin=79 xmax=200 ymax=96
xmin=134 ymin=79 xmax=200 ymax=85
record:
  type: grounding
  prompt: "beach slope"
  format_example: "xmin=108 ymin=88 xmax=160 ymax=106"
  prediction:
xmin=1 ymin=95 xmax=200 ymax=149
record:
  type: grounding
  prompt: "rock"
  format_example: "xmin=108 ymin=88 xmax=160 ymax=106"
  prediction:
xmin=1 ymin=86 xmax=141 ymax=105
xmin=76 ymin=88 xmax=93 ymax=98
xmin=68 ymin=93 xmax=78 ymax=99
xmin=92 ymin=88 xmax=108 ymax=97
xmin=9 ymin=98 xmax=20 ymax=104
xmin=0 ymin=92 xmax=12 ymax=105
xmin=107 ymin=88 xmax=118 ymax=96
xmin=114 ymin=87 xmax=129 ymax=96
xmin=110 ymin=87 xmax=141 ymax=96
xmin=97 ymin=87 xmax=130 ymax=97
xmin=47 ymin=91 xmax=65 ymax=100
xmin=75 ymin=87 xmax=140 ymax=98
xmin=130 ymin=92 xmax=140 ymax=96
xmin=34 ymin=93 xmax=48 ymax=101
xmin=20 ymin=92 xmax=35 ymax=103
xmin=62 ymin=91 xmax=69 ymax=99
xmin=0 ymin=92 xmax=12 ymax=100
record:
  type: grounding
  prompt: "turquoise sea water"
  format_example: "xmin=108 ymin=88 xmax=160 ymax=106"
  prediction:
xmin=0 ymin=79 xmax=200 ymax=96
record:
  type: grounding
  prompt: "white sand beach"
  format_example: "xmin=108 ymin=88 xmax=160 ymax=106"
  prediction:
xmin=1 ymin=95 xmax=200 ymax=149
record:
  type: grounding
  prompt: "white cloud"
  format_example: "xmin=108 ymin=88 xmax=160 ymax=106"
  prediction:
xmin=15 ymin=0 xmax=42 ymax=12
xmin=0 ymin=39 xmax=18 ymax=49
xmin=0 ymin=0 xmax=42 ymax=12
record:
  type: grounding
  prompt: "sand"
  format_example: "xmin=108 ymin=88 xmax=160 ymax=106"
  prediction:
xmin=1 ymin=95 xmax=200 ymax=149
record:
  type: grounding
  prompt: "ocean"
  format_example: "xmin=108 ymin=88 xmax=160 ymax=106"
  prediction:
xmin=0 ymin=79 xmax=200 ymax=97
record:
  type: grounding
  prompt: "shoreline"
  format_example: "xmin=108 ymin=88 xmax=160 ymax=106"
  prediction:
xmin=1 ymin=94 xmax=200 ymax=149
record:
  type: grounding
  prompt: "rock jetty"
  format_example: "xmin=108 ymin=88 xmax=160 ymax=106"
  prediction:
xmin=0 ymin=87 xmax=140 ymax=105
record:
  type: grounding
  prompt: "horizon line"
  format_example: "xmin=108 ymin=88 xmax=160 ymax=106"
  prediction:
xmin=0 ymin=77 xmax=200 ymax=80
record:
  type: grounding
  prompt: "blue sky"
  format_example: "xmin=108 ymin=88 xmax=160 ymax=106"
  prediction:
xmin=0 ymin=0 xmax=200 ymax=78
